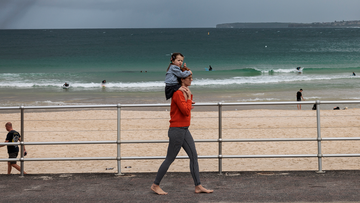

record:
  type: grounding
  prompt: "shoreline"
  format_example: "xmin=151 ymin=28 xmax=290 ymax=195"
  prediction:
xmin=1 ymin=108 xmax=360 ymax=174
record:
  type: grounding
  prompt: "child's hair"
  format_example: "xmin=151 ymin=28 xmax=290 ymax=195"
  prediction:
xmin=166 ymin=52 xmax=184 ymax=72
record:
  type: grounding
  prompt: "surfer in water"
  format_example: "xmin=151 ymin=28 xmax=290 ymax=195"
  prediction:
xmin=353 ymin=72 xmax=356 ymax=76
xmin=63 ymin=82 xmax=69 ymax=87
xmin=209 ymin=65 xmax=213 ymax=71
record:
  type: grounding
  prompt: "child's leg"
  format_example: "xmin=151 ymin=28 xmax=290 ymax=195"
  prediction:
xmin=165 ymin=84 xmax=182 ymax=100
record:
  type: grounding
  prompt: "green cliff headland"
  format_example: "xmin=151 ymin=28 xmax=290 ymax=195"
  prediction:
xmin=216 ymin=20 xmax=360 ymax=28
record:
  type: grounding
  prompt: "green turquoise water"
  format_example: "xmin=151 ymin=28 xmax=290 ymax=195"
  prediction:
xmin=0 ymin=28 xmax=360 ymax=107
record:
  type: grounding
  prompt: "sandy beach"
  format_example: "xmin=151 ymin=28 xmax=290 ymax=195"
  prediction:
xmin=1 ymin=107 xmax=360 ymax=174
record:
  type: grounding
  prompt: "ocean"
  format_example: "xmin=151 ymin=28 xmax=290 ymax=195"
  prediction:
xmin=1 ymin=28 xmax=360 ymax=109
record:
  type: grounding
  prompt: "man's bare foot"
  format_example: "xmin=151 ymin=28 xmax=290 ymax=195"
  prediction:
xmin=151 ymin=183 xmax=168 ymax=195
xmin=195 ymin=185 xmax=213 ymax=193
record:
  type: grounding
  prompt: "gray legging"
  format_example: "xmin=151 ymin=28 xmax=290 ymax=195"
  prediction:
xmin=154 ymin=127 xmax=201 ymax=186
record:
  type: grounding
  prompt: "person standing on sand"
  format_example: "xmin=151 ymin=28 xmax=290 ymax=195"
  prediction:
xmin=296 ymin=89 xmax=305 ymax=110
xmin=0 ymin=122 xmax=27 ymax=174
xmin=151 ymin=71 xmax=213 ymax=195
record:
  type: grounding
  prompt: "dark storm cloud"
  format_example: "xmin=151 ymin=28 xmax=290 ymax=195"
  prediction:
xmin=1 ymin=0 xmax=359 ymax=29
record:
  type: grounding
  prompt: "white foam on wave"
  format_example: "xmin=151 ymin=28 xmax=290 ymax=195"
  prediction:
xmin=258 ymin=68 xmax=302 ymax=74
xmin=0 ymin=73 xmax=21 ymax=77
xmin=0 ymin=73 xmax=356 ymax=90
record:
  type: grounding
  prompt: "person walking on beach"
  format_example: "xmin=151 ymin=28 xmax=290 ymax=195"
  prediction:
xmin=0 ymin=122 xmax=27 ymax=174
xmin=151 ymin=71 xmax=213 ymax=195
xmin=165 ymin=53 xmax=192 ymax=100
xmin=296 ymin=89 xmax=305 ymax=110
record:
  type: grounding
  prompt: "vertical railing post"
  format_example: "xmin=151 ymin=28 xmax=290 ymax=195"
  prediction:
xmin=20 ymin=106 xmax=25 ymax=177
xmin=316 ymin=100 xmax=325 ymax=173
xmin=218 ymin=102 xmax=223 ymax=174
xmin=116 ymin=104 xmax=123 ymax=175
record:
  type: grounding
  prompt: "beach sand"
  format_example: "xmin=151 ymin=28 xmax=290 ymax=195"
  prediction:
xmin=1 ymin=107 xmax=360 ymax=174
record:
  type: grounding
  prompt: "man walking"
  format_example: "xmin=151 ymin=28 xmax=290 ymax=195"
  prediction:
xmin=0 ymin=122 xmax=27 ymax=174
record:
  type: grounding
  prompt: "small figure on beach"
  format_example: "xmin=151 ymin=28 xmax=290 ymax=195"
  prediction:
xmin=209 ymin=65 xmax=213 ymax=71
xmin=296 ymin=89 xmax=305 ymax=110
xmin=101 ymin=80 xmax=106 ymax=87
xmin=0 ymin=122 xmax=27 ymax=174
xmin=164 ymin=53 xmax=192 ymax=100
xmin=151 ymin=69 xmax=213 ymax=195
xmin=353 ymin=72 xmax=356 ymax=76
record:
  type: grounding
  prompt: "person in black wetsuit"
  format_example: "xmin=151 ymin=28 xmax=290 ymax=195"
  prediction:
xmin=296 ymin=89 xmax=305 ymax=110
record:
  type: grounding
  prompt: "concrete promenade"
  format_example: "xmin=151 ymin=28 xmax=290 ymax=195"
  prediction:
xmin=1 ymin=170 xmax=360 ymax=202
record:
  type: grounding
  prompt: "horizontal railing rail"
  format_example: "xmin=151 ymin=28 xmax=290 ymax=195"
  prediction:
xmin=1 ymin=100 xmax=360 ymax=176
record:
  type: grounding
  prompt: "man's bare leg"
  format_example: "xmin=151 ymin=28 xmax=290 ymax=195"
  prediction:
xmin=151 ymin=183 xmax=168 ymax=195
xmin=10 ymin=164 xmax=27 ymax=174
xmin=7 ymin=162 xmax=12 ymax=174
xmin=195 ymin=185 xmax=213 ymax=193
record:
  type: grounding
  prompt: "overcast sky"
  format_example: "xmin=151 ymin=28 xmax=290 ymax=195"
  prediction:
xmin=1 ymin=0 xmax=359 ymax=29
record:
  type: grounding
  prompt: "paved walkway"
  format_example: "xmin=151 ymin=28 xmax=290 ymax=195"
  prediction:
xmin=1 ymin=170 xmax=360 ymax=202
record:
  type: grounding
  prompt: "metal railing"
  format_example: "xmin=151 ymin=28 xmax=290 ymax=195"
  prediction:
xmin=1 ymin=100 xmax=360 ymax=177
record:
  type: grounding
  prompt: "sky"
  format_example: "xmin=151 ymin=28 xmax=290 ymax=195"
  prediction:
xmin=1 ymin=0 xmax=359 ymax=29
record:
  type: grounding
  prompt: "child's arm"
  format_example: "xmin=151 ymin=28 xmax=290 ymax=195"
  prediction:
xmin=171 ymin=66 xmax=191 ymax=78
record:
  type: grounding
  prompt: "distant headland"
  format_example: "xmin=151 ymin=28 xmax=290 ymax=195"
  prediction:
xmin=216 ymin=20 xmax=360 ymax=28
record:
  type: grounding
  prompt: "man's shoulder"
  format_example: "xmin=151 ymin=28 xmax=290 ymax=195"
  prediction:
xmin=7 ymin=130 xmax=19 ymax=136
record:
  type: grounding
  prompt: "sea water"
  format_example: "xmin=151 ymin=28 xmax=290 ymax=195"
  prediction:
xmin=0 ymin=28 xmax=360 ymax=108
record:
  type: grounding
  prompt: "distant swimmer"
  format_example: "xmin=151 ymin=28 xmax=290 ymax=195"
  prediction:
xmin=101 ymin=80 xmax=106 ymax=87
xmin=63 ymin=82 xmax=70 ymax=89
xmin=353 ymin=72 xmax=356 ymax=76
xmin=209 ymin=65 xmax=213 ymax=71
